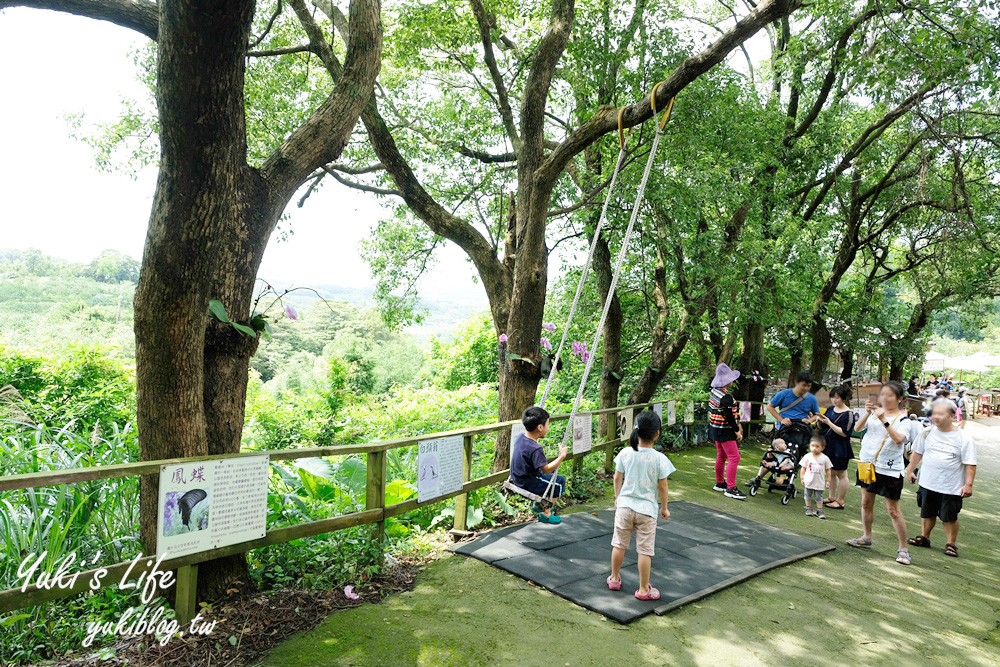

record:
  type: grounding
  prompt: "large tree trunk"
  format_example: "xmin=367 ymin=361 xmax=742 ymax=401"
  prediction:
xmin=840 ymin=347 xmax=854 ymax=384
xmin=734 ymin=322 xmax=767 ymax=430
xmin=135 ymin=0 xmax=259 ymax=598
xmin=592 ymin=234 xmax=622 ymax=434
xmin=787 ymin=341 xmax=804 ymax=386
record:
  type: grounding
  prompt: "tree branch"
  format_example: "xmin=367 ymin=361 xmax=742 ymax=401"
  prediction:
xmin=538 ymin=0 xmax=803 ymax=186
xmin=470 ymin=0 xmax=519 ymax=147
xmin=260 ymin=0 xmax=383 ymax=209
xmin=0 ymin=0 xmax=158 ymax=40
xmin=247 ymin=44 xmax=317 ymax=57
xmin=323 ymin=165 xmax=401 ymax=197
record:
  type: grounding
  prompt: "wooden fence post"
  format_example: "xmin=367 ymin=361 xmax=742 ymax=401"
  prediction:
xmin=604 ymin=410 xmax=618 ymax=474
xmin=174 ymin=564 xmax=198 ymax=626
xmin=366 ymin=450 xmax=387 ymax=545
xmin=452 ymin=433 xmax=474 ymax=532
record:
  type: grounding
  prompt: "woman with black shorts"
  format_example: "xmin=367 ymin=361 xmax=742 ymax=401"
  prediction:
xmin=846 ymin=381 xmax=917 ymax=565
xmin=816 ymin=385 xmax=855 ymax=510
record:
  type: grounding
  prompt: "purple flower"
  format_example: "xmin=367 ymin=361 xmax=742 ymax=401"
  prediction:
xmin=344 ymin=585 xmax=360 ymax=600
xmin=571 ymin=341 xmax=588 ymax=360
xmin=581 ymin=351 xmax=590 ymax=363
xmin=499 ymin=333 xmax=508 ymax=343
xmin=542 ymin=322 xmax=556 ymax=332
xmin=540 ymin=337 xmax=552 ymax=351
xmin=284 ymin=305 xmax=298 ymax=320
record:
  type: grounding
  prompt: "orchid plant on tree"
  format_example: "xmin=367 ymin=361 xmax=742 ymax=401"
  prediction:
xmin=498 ymin=321 xmax=588 ymax=379
xmin=207 ymin=279 xmax=335 ymax=339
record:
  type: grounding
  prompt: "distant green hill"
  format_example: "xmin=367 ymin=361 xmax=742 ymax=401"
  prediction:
xmin=0 ymin=250 xmax=481 ymax=395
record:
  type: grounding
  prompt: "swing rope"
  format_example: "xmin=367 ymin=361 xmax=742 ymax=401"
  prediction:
xmin=538 ymin=142 xmax=628 ymax=409
xmin=541 ymin=90 xmax=675 ymax=501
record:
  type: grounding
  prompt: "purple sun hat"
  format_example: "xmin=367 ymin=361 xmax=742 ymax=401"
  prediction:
xmin=710 ymin=363 xmax=741 ymax=388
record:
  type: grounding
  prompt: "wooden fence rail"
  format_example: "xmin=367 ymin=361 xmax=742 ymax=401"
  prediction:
xmin=0 ymin=398 xmax=777 ymax=619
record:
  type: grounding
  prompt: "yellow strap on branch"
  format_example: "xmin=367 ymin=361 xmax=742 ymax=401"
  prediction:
xmin=650 ymin=81 xmax=675 ymax=130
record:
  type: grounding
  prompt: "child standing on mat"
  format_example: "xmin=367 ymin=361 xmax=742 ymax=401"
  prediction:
xmin=799 ymin=435 xmax=833 ymax=519
xmin=709 ymin=363 xmax=746 ymax=499
xmin=608 ymin=410 xmax=675 ymax=601
xmin=510 ymin=406 xmax=568 ymax=524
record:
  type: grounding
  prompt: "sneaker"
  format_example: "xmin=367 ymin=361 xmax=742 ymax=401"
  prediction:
xmin=816 ymin=510 xmax=826 ymax=520
xmin=712 ymin=483 xmax=727 ymax=492
xmin=724 ymin=487 xmax=747 ymax=500
xmin=804 ymin=508 xmax=815 ymax=517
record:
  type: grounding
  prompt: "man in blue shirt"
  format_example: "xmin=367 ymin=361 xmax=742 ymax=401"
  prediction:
xmin=510 ymin=406 xmax=568 ymax=524
xmin=767 ymin=372 xmax=820 ymax=453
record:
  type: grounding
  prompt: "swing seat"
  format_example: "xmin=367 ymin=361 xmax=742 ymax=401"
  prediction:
xmin=503 ymin=479 xmax=553 ymax=507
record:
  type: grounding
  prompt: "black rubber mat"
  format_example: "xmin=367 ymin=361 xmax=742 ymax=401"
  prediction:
xmin=452 ymin=500 xmax=834 ymax=624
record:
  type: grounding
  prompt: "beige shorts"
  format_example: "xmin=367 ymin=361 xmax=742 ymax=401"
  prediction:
xmin=611 ymin=506 xmax=657 ymax=556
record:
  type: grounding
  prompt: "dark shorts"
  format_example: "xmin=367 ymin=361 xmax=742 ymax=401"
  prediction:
xmin=856 ymin=471 xmax=904 ymax=501
xmin=828 ymin=456 xmax=851 ymax=472
xmin=917 ymin=486 xmax=963 ymax=523
xmin=520 ymin=473 xmax=565 ymax=499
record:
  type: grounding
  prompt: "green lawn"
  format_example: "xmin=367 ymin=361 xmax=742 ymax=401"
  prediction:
xmin=262 ymin=422 xmax=1000 ymax=666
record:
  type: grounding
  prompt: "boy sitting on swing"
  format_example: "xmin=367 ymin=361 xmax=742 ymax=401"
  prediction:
xmin=511 ymin=406 xmax=568 ymax=524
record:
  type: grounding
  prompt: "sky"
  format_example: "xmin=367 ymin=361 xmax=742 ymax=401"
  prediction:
xmin=0 ymin=8 xmax=487 ymax=308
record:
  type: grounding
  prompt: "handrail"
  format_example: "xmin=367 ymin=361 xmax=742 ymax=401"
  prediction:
xmin=0 ymin=396 xmax=775 ymax=618
xmin=0 ymin=398 xmax=760 ymax=492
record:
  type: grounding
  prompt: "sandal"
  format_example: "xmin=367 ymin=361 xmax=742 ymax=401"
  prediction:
xmin=846 ymin=536 xmax=873 ymax=548
xmin=943 ymin=543 xmax=958 ymax=558
xmin=607 ymin=576 xmax=622 ymax=591
xmin=896 ymin=549 xmax=911 ymax=565
xmin=823 ymin=501 xmax=845 ymax=510
xmin=907 ymin=535 xmax=931 ymax=548
xmin=634 ymin=586 xmax=660 ymax=601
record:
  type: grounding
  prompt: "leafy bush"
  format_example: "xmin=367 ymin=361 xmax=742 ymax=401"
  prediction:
xmin=0 ymin=346 xmax=135 ymax=432
xmin=421 ymin=314 xmax=499 ymax=389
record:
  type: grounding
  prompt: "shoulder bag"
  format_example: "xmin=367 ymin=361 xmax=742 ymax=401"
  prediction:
xmin=857 ymin=416 xmax=898 ymax=484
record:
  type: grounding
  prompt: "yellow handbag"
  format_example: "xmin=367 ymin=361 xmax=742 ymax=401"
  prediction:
xmin=858 ymin=418 xmax=896 ymax=484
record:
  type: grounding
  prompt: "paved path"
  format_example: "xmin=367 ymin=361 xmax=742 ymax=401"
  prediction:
xmin=262 ymin=421 xmax=1000 ymax=667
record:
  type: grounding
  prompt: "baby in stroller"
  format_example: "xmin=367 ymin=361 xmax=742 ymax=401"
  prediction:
xmin=750 ymin=438 xmax=796 ymax=485
xmin=746 ymin=437 xmax=802 ymax=505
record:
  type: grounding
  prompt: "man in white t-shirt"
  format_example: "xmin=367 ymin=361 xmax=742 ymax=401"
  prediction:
xmin=904 ymin=399 xmax=977 ymax=558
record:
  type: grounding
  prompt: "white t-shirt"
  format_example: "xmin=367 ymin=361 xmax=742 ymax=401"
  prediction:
xmin=799 ymin=452 xmax=833 ymax=490
xmin=858 ymin=414 xmax=917 ymax=478
xmin=615 ymin=447 xmax=676 ymax=518
xmin=912 ymin=426 xmax=977 ymax=496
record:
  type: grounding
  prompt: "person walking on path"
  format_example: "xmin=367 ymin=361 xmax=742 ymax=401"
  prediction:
xmin=846 ymin=381 xmax=918 ymax=565
xmin=905 ymin=399 xmax=977 ymax=558
xmin=817 ymin=385 xmax=856 ymax=510
xmin=708 ymin=363 xmax=746 ymax=500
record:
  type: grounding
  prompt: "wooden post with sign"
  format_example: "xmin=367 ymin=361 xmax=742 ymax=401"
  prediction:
xmin=452 ymin=433 xmax=474 ymax=533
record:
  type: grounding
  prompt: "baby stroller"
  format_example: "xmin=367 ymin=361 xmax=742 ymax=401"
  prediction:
xmin=747 ymin=421 xmax=812 ymax=505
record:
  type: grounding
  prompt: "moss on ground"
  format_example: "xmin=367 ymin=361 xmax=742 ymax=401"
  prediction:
xmin=262 ymin=422 xmax=1000 ymax=666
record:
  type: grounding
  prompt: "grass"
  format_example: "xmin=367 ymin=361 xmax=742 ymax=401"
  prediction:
xmin=261 ymin=421 xmax=1000 ymax=667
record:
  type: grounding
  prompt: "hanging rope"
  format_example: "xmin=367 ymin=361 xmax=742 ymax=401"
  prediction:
xmin=538 ymin=142 xmax=629 ymax=408
xmin=542 ymin=89 xmax=675 ymax=501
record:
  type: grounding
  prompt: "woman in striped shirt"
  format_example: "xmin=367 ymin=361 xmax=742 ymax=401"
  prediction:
xmin=709 ymin=363 xmax=745 ymax=500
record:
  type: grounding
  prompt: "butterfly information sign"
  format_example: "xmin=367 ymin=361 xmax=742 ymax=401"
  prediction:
xmin=156 ymin=455 xmax=269 ymax=558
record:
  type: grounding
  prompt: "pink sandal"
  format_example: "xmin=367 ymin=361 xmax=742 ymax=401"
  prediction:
xmin=634 ymin=586 xmax=660 ymax=601
xmin=606 ymin=576 xmax=621 ymax=591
